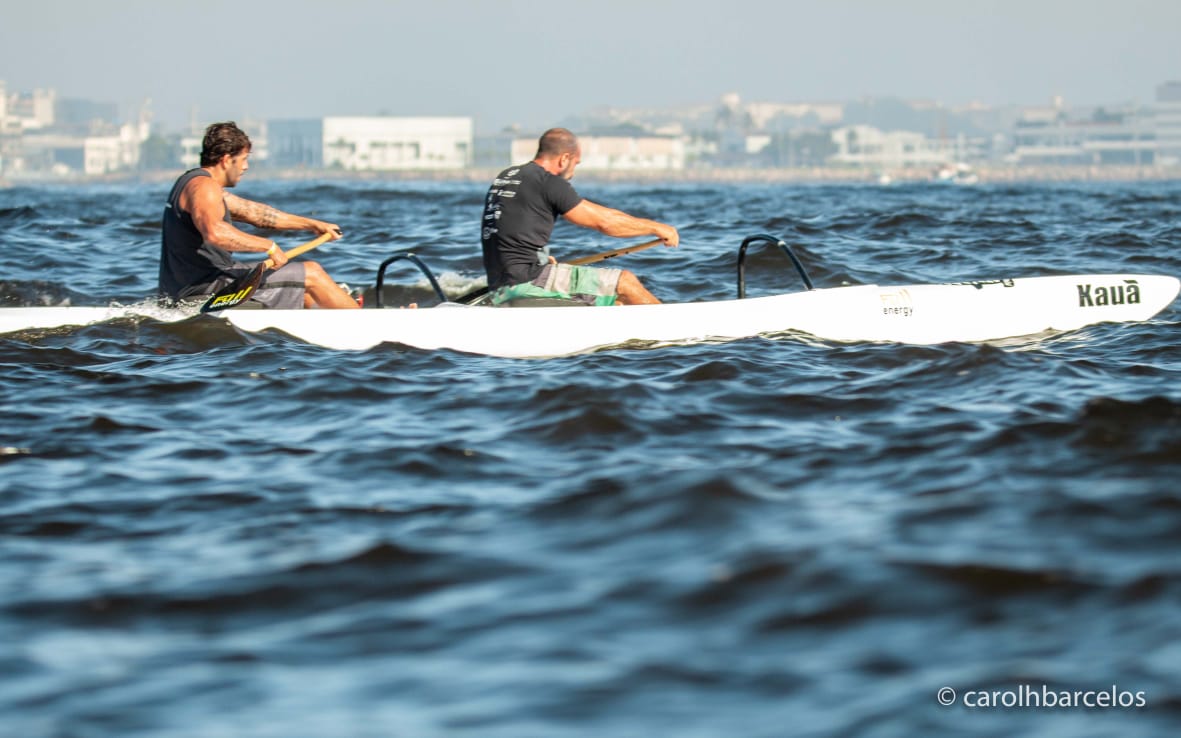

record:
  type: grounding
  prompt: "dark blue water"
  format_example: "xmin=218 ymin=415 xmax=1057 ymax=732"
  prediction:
xmin=1 ymin=178 xmax=1180 ymax=737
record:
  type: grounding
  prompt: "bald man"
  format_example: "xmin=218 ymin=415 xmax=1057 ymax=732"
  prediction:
xmin=481 ymin=128 xmax=678 ymax=306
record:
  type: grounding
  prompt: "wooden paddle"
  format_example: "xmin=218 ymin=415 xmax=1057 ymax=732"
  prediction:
xmin=200 ymin=232 xmax=335 ymax=313
xmin=455 ymin=238 xmax=666 ymax=305
xmin=567 ymin=238 xmax=664 ymax=265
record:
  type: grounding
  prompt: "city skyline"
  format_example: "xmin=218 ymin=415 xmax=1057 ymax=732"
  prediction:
xmin=3 ymin=0 xmax=1178 ymax=134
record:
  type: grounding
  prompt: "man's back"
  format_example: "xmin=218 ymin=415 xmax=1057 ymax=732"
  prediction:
xmin=481 ymin=161 xmax=582 ymax=287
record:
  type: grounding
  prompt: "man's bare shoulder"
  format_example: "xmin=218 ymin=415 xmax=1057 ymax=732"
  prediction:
xmin=178 ymin=172 xmax=222 ymax=212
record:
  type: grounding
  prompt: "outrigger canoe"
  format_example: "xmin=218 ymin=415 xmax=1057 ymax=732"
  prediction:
xmin=0 ymin=235 xmax=1177 ymax=359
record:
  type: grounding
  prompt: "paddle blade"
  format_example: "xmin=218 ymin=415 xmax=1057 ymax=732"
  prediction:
xmin=199 ymin=265 xmax=265 ymax=313
xmin=455 ymin=285 xmax=490 ymax=305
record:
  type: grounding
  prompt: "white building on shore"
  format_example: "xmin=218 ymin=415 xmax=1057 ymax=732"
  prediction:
xmin=3 ymin=86 xmax=56 ymax=131
xmin=1155 ymin=81 xmax=1181 ymax=167
xmin=829 ymin=125 xmax=954 ymax=169
xmin=1 ymin=82 xmax=151 ymax=176
xmin=267 ymin=117 xmax=472 ymax=171
xmin=509 ymin=134 xmax=685 ymax=170
xmin=1007 ymin=97 xmax=1158 ymax=166
xmin=14 ymin=121 xmax=150 ymax=176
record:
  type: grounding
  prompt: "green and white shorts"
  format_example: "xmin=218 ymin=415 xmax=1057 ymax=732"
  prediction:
xmin=491 ymin=263 xmax=623 ymax=306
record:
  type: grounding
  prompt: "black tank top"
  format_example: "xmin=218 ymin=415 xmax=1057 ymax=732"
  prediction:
xmin=158 ymin=169 xmax=235 ymax=299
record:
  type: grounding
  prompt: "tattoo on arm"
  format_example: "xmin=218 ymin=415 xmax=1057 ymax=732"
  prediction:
xmin=209 ymin=221 xmax=267 ymax=252
xmin=229 ymin=232 xmax=258 ymax=251
xmin=224 ymin=232 xmax=263 ymax=252
xmin=225 ymin=193 xmax=282 ymax=229
xmin=258 ymin=207 xmax=278 ymax=229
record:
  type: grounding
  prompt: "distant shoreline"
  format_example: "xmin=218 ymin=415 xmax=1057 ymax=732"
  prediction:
xmin=3 ymin=165 xmax=1179 ymax=187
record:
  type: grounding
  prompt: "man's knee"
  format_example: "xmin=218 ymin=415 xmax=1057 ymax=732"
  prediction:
xmin=615 ymin=270 xmax=659 ymax=305
xmin=297 ymin=259 xmax=357 ymax=308
xmin=303 ymin=261 xmax=330 ymax=286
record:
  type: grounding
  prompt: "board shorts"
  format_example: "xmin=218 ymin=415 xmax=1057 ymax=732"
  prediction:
xmin=491 ymin=263 xmax=623 ymax=307
xmin=192 ymin=262 xmax=307 ymax=309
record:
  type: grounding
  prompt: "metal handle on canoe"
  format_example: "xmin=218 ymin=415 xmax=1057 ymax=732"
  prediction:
xmin=736 ymin=234 xmax=814 ymax=299
xmin=374 ymin=252 xmax=448 ymax=307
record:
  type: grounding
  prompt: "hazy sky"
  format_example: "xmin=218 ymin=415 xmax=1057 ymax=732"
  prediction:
xmin=2 ymin=0 xmax=1177 ymax=133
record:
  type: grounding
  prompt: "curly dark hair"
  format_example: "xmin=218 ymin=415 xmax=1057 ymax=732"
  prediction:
xmin=200 ymin=122 xmax=252 ymax=167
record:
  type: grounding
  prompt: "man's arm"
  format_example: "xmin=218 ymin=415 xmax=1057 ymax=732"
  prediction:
xmin=223 ymin=193 xmax=341 ymax=238
xmin=178 ymin=177 xmax=289 ymax=266
xmin=562 ymin=200 xmax=679 ymax=247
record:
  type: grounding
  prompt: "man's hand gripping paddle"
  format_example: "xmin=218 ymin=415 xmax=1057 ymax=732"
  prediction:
xmin=200 ymin=232 xmax=335 ymax=313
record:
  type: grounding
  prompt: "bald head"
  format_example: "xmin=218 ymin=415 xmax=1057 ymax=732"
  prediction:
xmin=535 ymin=128 xmax=579 ymax=159
xmin=533 ymin=128 xmax=582 ymax=179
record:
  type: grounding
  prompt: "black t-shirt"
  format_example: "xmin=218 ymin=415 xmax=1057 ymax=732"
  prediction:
xmin=481 ymin=161 xmax=583 ymax=287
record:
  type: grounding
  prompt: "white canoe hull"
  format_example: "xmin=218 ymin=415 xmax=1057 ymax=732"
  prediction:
xmin=1 ymin=274 xmax=1176 ymax=358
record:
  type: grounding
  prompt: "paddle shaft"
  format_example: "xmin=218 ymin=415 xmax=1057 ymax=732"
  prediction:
xmin=264 ymin=231 xmax=335 ymax=268
xmin=567 ymin=238 xmax=664 ymax=266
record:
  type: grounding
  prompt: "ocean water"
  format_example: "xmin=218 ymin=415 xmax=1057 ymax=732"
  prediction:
xmin=1 ymin=177 xmax=1179 ymax=737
